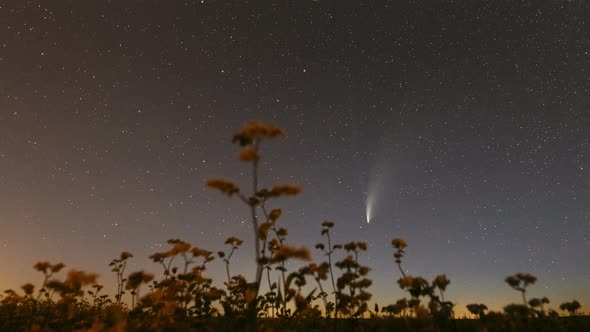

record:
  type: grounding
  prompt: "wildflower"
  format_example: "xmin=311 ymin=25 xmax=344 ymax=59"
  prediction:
xmin=321 ymin=221 xmax=334 ymax=228
xmin=269 ymin=185 xmax=301 ymax=197
xmin=119 ymin=251 xmax=133 ymax=260
xmin=276 ymin=227 xmax=288 ymax=237
xmin=206 ymin=178 xmax=240 ymax=196
xmin=268 ymin=208 xmax=281 ymax=221
xmin=343 ymin=242 xmax=357 ymax=252
xmin=21 ymin=283 xmax=35 ymax=296
xmin=398 ymin=276 xmax=415 ymax=289
xmin=149 ymin=252 xmax=168 ymax=263
xmin=64 ymin=269 xmax=98 ymax=291
xmin=516 ymin=273 xmax=537 ymax=285
xmin=170 ymin=241 xmax=191 ymax=255
xmin=257 ymin=222 xmax=273 ymax=240
xmin=232 ymin=121 xmax=285 ymax=146
xmin=505 ymin=272 xmax=537 ymax=306
xmin=398 ymin=275 xmax=430 ymax=298
xmin=466 ymin=303 xmax=488 ymax=318
xmin=46 ymin=280 xmax=67 ymax=294
xmin=34 ymin=261 xmax=51 ymax=273
xmin=337 ymin=272 xmax=356 ymax=290
xmin=270 ymin=245 xmax=311 ymax=263
xmin=391 ymin=238 xmax=408 ymax=250
xmin=225 ymin=236 xmax=244 ymax=247
xmin=192 ymin=247 xmax=213 ymax=258
xmin=316 ymin=262 xmax=330 ymax=280
xmin=354 ymin=278 xmax=372 ymax=289
xmin=50 ymin=262 xmax=65 ymax=273
xmin=358 ymin=266 xmax=370 ymax=276
xmin=529 ymin=298 xmax=542 ymax=308
xmin=560 ymin=300 xmax=581 ymax=316
xmin=335 ymin=255 xmax=356 ymax=270
xmin=126 ymin=271 xmax=154 ymax=290
xmin=239 ymin=147 xmax=260 ymax=161
xmin=433 ymin=274 xmax=450 ymax=291
xmin=504 ymin=304 xmax=530 ymax=317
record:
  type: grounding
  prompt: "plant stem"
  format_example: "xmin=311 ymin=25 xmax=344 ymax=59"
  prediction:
xmin=326 ymin=231 xmax=338 ymax=317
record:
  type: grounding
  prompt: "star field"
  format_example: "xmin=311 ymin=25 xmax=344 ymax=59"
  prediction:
xmin=0 ymin=1 xmax=589 ymax=312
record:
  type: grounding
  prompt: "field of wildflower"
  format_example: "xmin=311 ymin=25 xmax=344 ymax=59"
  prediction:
xmin=1 ymin=121 xmax=588 ymax=332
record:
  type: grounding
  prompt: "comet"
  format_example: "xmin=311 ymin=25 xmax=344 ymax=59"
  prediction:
xmin=366 ymin=193 xmax=375 ymax=223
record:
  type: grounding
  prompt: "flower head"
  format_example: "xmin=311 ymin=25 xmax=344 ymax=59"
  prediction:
xmin=206 ymin=178 xmax=240 ymax=196
xmin=224 ymin=236 xmax=244 ymax=247
xmin=232 ymin=121 xmax=285 ymax=146
xmin=391 ymin=238 xmax=408 ymax=250
xmin=239 ymin=147 xmax=260 ymax=161
xmin=270 ymin=245 xmax=311 ymax=263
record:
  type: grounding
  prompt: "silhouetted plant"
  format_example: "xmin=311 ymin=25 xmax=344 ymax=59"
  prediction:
xmin=299 ymin=262 xmax=331 ymax=317
xmin=503 ymin=303 xmax=530 ymax=318
xmin=207 ymin=121 xmax=307 ymax=330
xmin=390 ymin=237 xmax=455 ymax=324
xmin=466 ymin=303 xmax=488 ymax=319
xmin=316 ymin=220 xmax=340 ymax=317
xmin=269 ymin=244 xmax=312 ymax=318
xmin=145 ymin=238 xmax=223 ymax=320
xmin=429 ymin=274 xmax=454 ymax=323
xmin=33 ymin=261 xmax=65 ymax=301
xmin=505 ymin=273 xmax=537 ymax=307
xmin=87 ymin=283 xmax=109 ymax=309
xmin=49 ymin=269 xmax=98 ymax=299
xmin=528 ymin=296 xmax=549 ymax=316
xmin=391 ymin=238 xmax=408 ymax=278
xmin=125 ymin=270 xmax=154 ymax=309
xmin=382 ymin=298 xmax=409 ymax=317
xmin=560 ymin=300 xmax=581 ymax=316
xmin=108 ymin=251 xmax=132 ymax=305
xmin=218 ymin=236 xmax=244 ymax=284
xmin=334 ymin=241 xmax=372 ymax=317
xmin=221 ymin=274 xmax=249 ymax=317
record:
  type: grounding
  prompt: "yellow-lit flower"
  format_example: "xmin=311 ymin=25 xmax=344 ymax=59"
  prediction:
xmin=170 ymin=241 xmax=191 ymax=255
xmin=239 ymin=147 xmax=260 ymax=161
xmin=232 ymin=121 xmax=286 ymax=146
xmin=257 ymin=222 xmax=273 ymax=241
xmin=206 ymin=178 xmax=240 ymax=196
xmin=268 ymin=208 xmax=282 ymax=221
xmin=270 ymin=245 xmax=311 ymax=263
xmin=269 ymin=185 xmax=301 ymax=197
xmin=391 ymin=238 xmax=408 ymax=250
xmin=224 ymin=236 xmax=244 ymax=247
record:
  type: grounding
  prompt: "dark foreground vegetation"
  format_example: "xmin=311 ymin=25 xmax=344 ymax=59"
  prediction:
xmin=1 ymin=122 xmax=587 ymax=332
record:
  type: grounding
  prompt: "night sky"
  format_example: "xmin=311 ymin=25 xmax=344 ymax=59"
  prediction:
xmin=1 ymin=1 xmax=589 ymax=313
